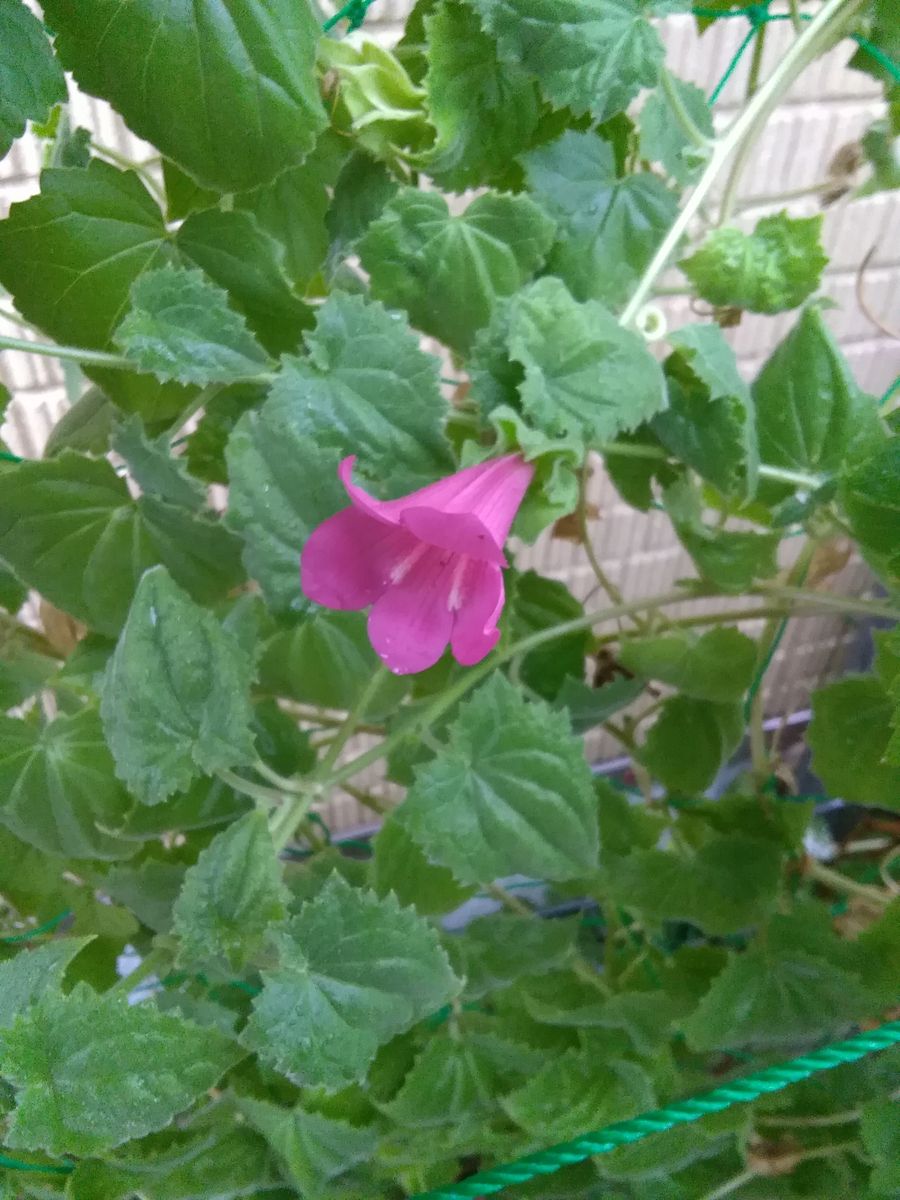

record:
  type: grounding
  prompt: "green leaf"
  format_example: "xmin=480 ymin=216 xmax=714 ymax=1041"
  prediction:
xmin=237 ymin=130 xmax=348 ymax=289
xmin=524 ymin=131 xmax=678 ymax=309
xmin=67 ymin=1127 xmax=278 ymax=1200
xmin=481 ymin=277 xmax=666 ymax=446
xmin=0 ymin=560 xmax=26 ymax=614
xmin=639 ymin=76 xmax=713 ymax=185
xmin=556 ymin=676 xmax=646 ymax=735
xmin=0 ymin=161 xmax=186 ymax=420
xmin=225 ymin=414 xmax=345 ymax=613
xmin=103 ymin=858 xmax=185 ymax=934
xmin=0 ymin=453 xmax=243 ymax=635
xmin=43 ymin=0 xmax=327 ymax=192
xmin=682 ymin=924 xmax=874 ymax=1052
xmin=664 ymin=477 xmax=780 ymax=593
xmin=267 ymin=292 xmax=451 ymax=491
xmin=259 ymin=611 xmax=407 ymax=715
xmin=162 ymin=159 xmax=217 ymax=222
xmin=380 ymin=1038 xmax=499 ymax=1128
xmin=326 ymin=151 xmax=399 ymax=268
xmin=861 ymin=1098 xmax=900 ymax=1193
xmin=0 ymin=0 xmax=67 ymax=160
xmin=358 ymin=188 xmax=555 ymax=352
xmin=0 ymin=983 xmax=243 ymax=1156
xmin=619 ymin=628 xmax=757 ymax=703
xmin=0 ymin=709 xmax=136 ymax=861
xmin=174 ymin=208 xmax=313 ymax=358
xmin=752 ymin=306 xmax=884 ymax=485
xmin=319 ymin=34 xmax=430 ymax=168
xmin=244 ymin=874 xmax=459 ymax=1088
xmin=397 ymin=673 xmax=599 ymax=885
xmin=839 ymin=438 xmax=900 ymax=587
xmin=239 ymin=1095 xmax=378 ymax=1195
xmin=423 ymin=0 xmax=542 ymax=190
xmin=114 ymin=266 xmax=271 ymax=386
xmin=503 ymin=1050 xmax=654 ymax=1143
xmin=680 ymin=213 xmax=828 ymax=314
xmin=372 ymin=812 xmax=475 ymax=916
xmin=44 ymin=387 xmax=115 ymax=458
xmin=520 ymin=975 xmax=681 ymax=1056
xmin=808 ymin=676 xmax=900 ymax=808
xmin=639 ymin=696 xmax=743 ymax=793
xmin=0 ymin=939 xmax=90 ymax=1031
xmin=100 ymin=566 xmax=256 ymax=806
xmin=609 ymin=835 xmax=783 ymax=935
xmin=0 ymin=636 xmax=57 ymax=712
xmin=173 ymin=811 xmax=288 ymax=972
xmin=183 ymin=383 xmax=262 ymax=486
xmin=654 ymin=323 xmax=758 ymax=497
xmin=112 ymin=415 xmax=207 ymax=512
xmin=508 ymin=569 xmax=589 ymax=701
xmin=468 ymin=0 xmax=663 ymax=122
xmin=449 ymin=915 xmax=577 ymax=999
xmin=858 ymin=117 xmax=900 ymax=196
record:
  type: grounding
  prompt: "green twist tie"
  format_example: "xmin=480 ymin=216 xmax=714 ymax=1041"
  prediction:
xmin=412 ymin=1020 xmax=900 ymax=1199
xmin=0 ymin=910 xmax=72 ymax=943
xmin=323 ymin=0 xmax=377 ymax=33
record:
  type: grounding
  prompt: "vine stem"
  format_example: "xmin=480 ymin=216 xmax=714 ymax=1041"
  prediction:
xmin=660 ymin=65 xmax=714 ymax=148
xmin=752 ymin=584 xmax=900 ymax=622
xmin=322 ymin=588 xmax=695 ymax=790
xmin=597 ymin=440 xmax=827 ymax=490
xmin=619 ymin=0 xmax=868 ymax=326
xmin=577 ymin=459 xmax=630 ymax=613
xmin=216 ymin=768 xmax=288 ymax=809
xmin=269 ymin=666 xmax=390 ymax=850
xmin=0 ymin=333 xmax=133 ymax=371
xmin=806 ymin=859 xmax=891 ymax=907
xmin=108 ymin=947 xmax=169 ymax=996
xmin=315 ymin=581 xmax=899 ymax=795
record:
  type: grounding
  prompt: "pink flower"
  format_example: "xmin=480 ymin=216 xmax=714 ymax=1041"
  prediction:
xmin=300 ymin=454 xmax=534 ymax=675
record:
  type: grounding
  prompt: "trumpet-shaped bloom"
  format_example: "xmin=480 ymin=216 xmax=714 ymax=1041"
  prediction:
xmin=301 ymin=454 xmax=534 ymax=674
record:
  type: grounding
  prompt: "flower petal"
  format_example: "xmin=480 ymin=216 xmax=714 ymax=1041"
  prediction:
xmin=300 ymin=506 xmax=420 ymax=610
xmin=450 ymin=560 xmax=504 ymax=667
xmin=400 ymin=506 xmax=507 ymax=566
xmin=338 ymin=454 xmax=534 ymax=562
xmin=367 ymin=546 xmax=457 ymax=674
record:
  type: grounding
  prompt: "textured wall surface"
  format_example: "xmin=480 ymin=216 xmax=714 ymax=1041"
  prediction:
xmin=2 ymin=3 xmax=896 ymax=829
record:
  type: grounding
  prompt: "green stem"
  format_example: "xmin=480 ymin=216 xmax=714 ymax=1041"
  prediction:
xmin=745 ymin=18 xmax=768 ymax=97
xmin=737 ymin=179 xmax=836 ymax=209
xmin=756 ymin=1107 xmax=863 ymax=1128
xmin=324 ymin=589 xmax=695 ymax=791
xmin=597 ymin=440 xmax=827 ymax=490
xmin=596 ymin=441 xmax=669 ymax=461
xmin=340 ymin=782 xmax=391 ymax=816
xmin=216 ymin=768 xmax=286 ymax=809
xmin=578 ymin=461 xmax=628 ymax=611
xmin=806 ymin=860 xmax=891 ymax=907
xmin=699 ymin=1170 xmax=757 ymax=1200
xmin=109 ymin=947 xmax=169 ymax=996
xmin=752 ymin=584 xmax=900 ymax=622
xmin=620 ymin=0 xmax=867 ymax=325
xmin=252 ymin=759 xmax=308 ymax=795
xmin=319 ymin=665 xmax=390 ymax=777
xmin=270 ymin=667 xmax=389 ymax=850
xmin=660 ymin=66 xmax=714 ymax=148
xmin=0 ymin=333 xmax=134 ymax=371
xmin=486 ymin=883 xmax=533 ymax=916
xmin=757 ymin=463 xmax=826 ymax=489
